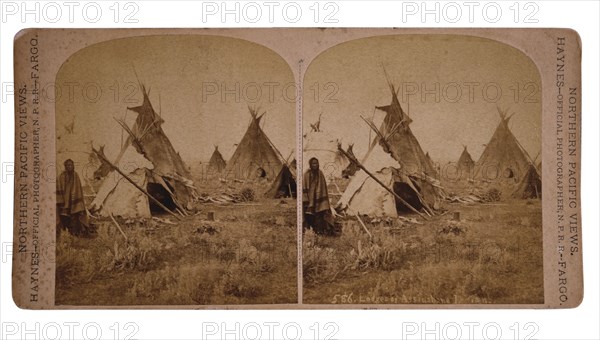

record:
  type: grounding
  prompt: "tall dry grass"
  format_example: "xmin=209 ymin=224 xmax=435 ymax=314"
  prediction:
xmin=56 ymin=194 xmax=297 ymax=305
xmin=303 ymin=199 xmax=543 ymax=304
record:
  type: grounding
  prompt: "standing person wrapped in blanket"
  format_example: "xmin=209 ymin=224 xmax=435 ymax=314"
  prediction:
xmin=302 ymin=157 xmax=335 ymax=235
xmin=56 ymin=159 xmax=91 ymax=237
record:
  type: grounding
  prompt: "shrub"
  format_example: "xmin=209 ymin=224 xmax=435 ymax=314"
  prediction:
xmin=220 ymin=264 xmax=264 ymax=299
xmin=240 ymin=188 xmax=255 ymax=201
xmin=482 ymin=188 xmax=502 ymax=202
xmin=303 ymin=230 xmax=341 ymax=284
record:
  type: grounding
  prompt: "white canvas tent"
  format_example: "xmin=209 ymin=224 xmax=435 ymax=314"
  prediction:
xmin=90 ymin=146 xmax=155 ymax=218
xmin=303 ymin=130 xmax=349 ymax=179
xmin=336 ymin=142 xmax=401 ymax=216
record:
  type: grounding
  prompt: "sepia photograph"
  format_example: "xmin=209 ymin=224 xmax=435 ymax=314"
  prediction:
xmin=54 ymin=34 xmax=297 ymax=305
xmin=302 ymin=34 xmax=544 ymax=304
xmin=3 ymin=3 xmax=594 ymax=336
xmin=11 ymin=28 xmax=582 ymax=310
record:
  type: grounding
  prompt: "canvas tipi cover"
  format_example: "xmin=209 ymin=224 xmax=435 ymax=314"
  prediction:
xmin=336 ymin=84 xmax=446 ymax=217
xmin=512 ymin=163 xmax=542 ymax=199
xmin=374 ymin=83 xmax=437 ymax=177
xmin=92 ymin=145 xmax=112 ymax=180
xmin=456 ymin=146 xmax=475 ymax=180
xmin=303 ymin=130 xmax=349 ymax=178
xmin=425 ymin=152 xmax=435 ymax=168
xmin=90 ymin=86 xmax=196 ymax=217
xmin=336 ymin=141 xmax=402 ymax=216
xmin=265 ymin=159 xmax=297 ymax=198
xmin=126 ymin=86 xmax=195 ymax=207
xmin=89 ymin=146 xmax=155 ymax=218
xmin=341 ymin=144 xmax=360 ymax=178
xmin=224 ymin=108 xmax=283 ymax=179
xmin=207 ymin=145 xmax=227 ymax=173
xmin=425 ymin=152 xmax=439 ymax=177
xmin=336 ymin=137 xmax=444 ymax=217
xmin=474 ymin=109 xmax=532 ymax=183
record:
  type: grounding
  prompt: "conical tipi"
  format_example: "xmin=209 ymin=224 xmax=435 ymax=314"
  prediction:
xmin=90 ymin=85 xmax=197 ymax=217
xmin=336 ymin=81 xmax=445 ymax=217
xmin=512 ymin=163 xmax=542 ymax=199
xmin=207 ymin=145 xmax=227 ymax=173
xmin=456 ymin=146 xmax=475 ymax=180
xmin=224 ymin=107 xmax=284 ymax=179
xmin=425 ymin=152 xmax=439 ymax=177
xmin=265 ymin=159 xmax=297 ymax=198
xmin=474 ymin=108 xmax=532 ymax=183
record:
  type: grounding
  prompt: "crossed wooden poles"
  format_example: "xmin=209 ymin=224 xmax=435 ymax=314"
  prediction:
xmin=336 ymin=145 xmax=428 ymax=220
xmin=92 ymin=148 xmax=182 ymax=221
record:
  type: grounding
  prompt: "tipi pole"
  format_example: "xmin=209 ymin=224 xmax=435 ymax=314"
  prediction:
xmin=354 ymin=213 xmax=372 ymax=240
xmin=337 ymin=146 xmax=428 ymax=220
xmin=109 ymin=213 xmax=129 ymax=241
xmin=93 ymin=149 xmax=182 ymax=221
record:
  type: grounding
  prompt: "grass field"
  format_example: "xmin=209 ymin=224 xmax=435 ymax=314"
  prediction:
xmin=55 ymin=179 xmax=297 ymax=306
xmin=303 ymin=178 xmax=544 ymax=305
xmin=56 ymin=173 xmax=543 ymax=306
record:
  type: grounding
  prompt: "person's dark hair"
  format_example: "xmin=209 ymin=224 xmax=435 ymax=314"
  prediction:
xmin=64 ymin=159 xmax=74 ymax=166
xmin=308 ymin=157 xmax=319 ymax=164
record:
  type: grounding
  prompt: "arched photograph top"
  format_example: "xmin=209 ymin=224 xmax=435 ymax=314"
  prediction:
xmin=52 ymin=34 xmax=297 ymax=306
xmin=11 ymin=28 xmax=581 ymax=309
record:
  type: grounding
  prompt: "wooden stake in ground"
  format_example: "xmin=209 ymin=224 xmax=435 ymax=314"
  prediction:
xmin=354 ymin=213 xmax=373 ymax=240
xmin=337 ymin=145 xmax=428 ymax=220
xmin=453 ymin=211 xmax=460 ymax=221
xmin=109 ymin=213 xmax=129 ymax=242
xmin=92 ymin=148 xmax=182 ymax=221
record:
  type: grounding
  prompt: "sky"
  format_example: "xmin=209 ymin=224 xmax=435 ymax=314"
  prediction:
xmin=55 ymin=33 xmax=541 ymax=172
xmin=303 ymin=34 xmax=542 ymax=164
xmin=56 ymin=35 xmax=295 ymax=168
